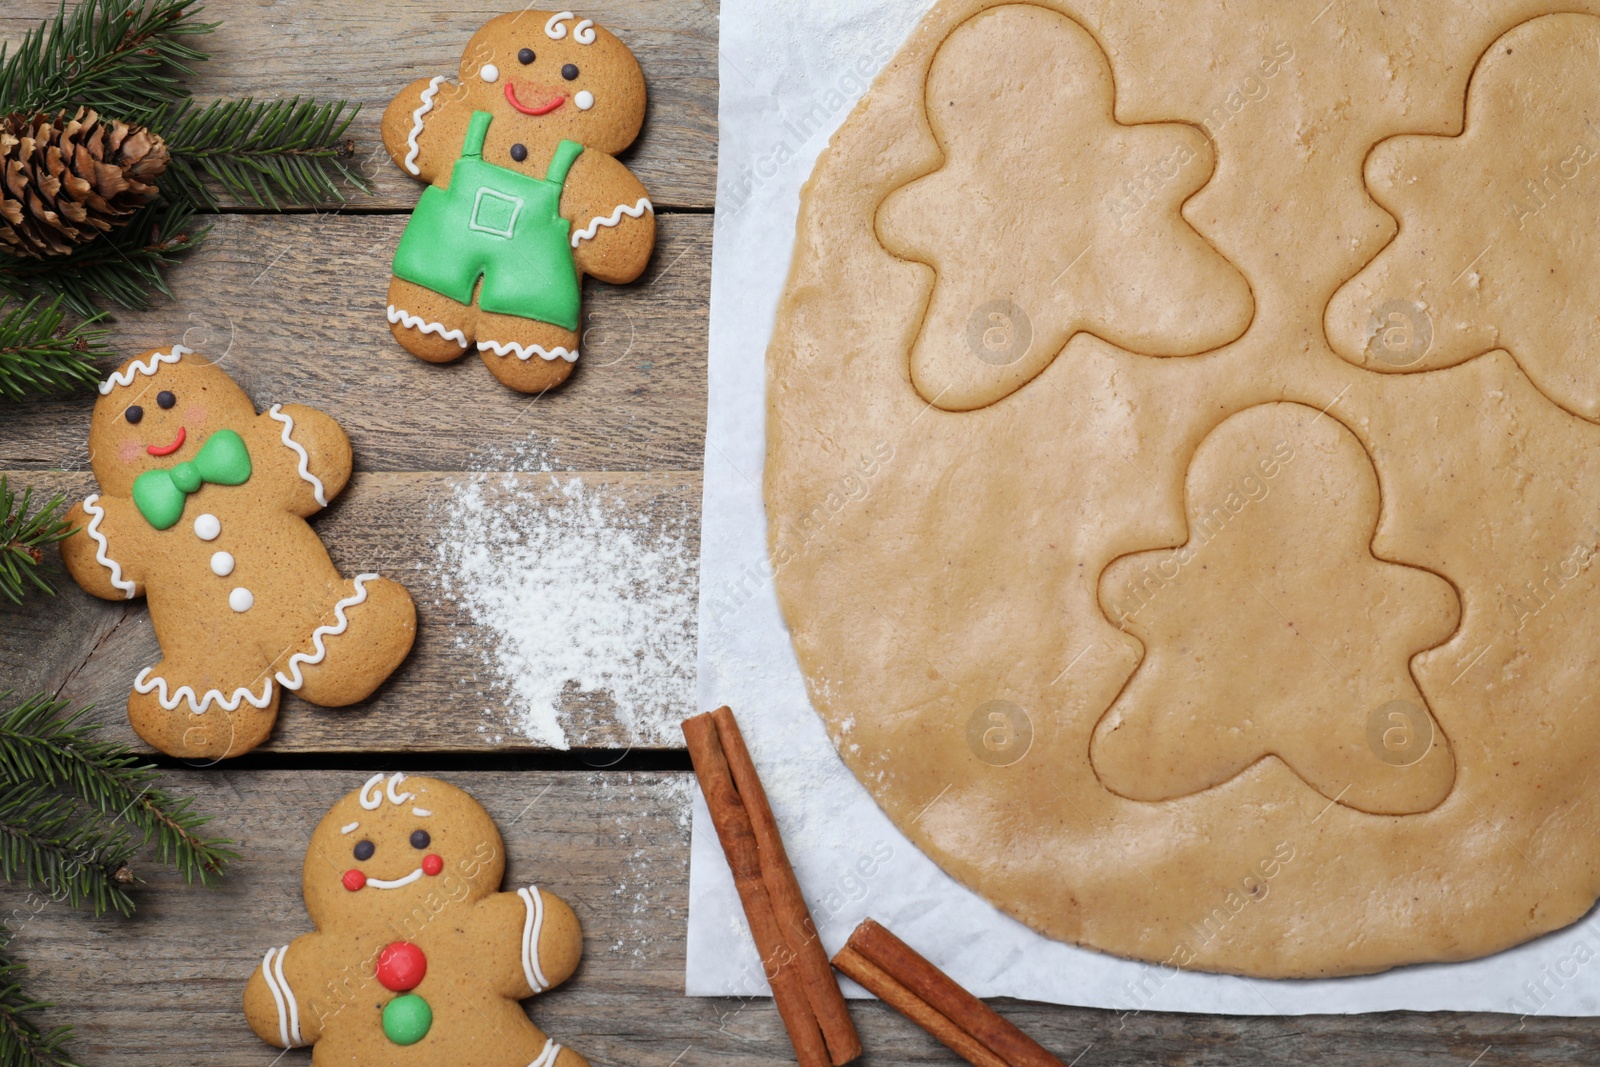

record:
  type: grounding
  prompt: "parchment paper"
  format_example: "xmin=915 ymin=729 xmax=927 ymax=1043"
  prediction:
xmin=688 ymin=0 xmax=1600 ymax=1015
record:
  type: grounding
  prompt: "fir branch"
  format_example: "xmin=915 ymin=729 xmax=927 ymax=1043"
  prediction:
xmin=0 ymin=0 xmax=213 ymax=120
xmin=0 ymin=199 xmax=205 ymax=316
xmin=157 ymin=96 xmax=366 ymax=208
xmin=0 ymin=945 xmax=78 ymax=1067
xmin=0 ymin=481 xmax=73 ymax=607
xmin=0 ymin=298 xmax=109 ymax=402
xmin=0 ymin=781 xmax=136 ymax=917
xmin=0 ymin=696 xmax=236 ymax=886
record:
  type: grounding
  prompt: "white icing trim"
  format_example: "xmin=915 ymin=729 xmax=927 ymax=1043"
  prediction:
xmin=386 ymin=772 xmax=413 ymax=805
xmin=261 ymin=945 xmax=301 ymax=1048
xmin=98 ymin=344 xmax=190 ymax=395
xmin=544 ymin=11 xmax=575 ymax=38
xmin=359 ymin=773 xmax=386 ymax=810
xmin=275 ymin=573 xmax=379 ymax=691
xmin=477 ymin=339 xmax=579 ymax=363
xmin=572 ymin=18 xmax=595 ymax=44
xmin=518 ymin=886 xmax=550 ymax=992
xmin=273 ymin=944 xmax=301 ymax=1046
xmin=367 ymin=867 xmax=424 ymax=890
xmin=133 ymin=666 xmax=273 ymax=715
xmin=81 ymin=494 xmax=136 ymax=599
xmin=412 ymin=807 xmax=432 ymax=817
xmin=571 ymin=197 xmax=653 ymax=247
xmin=529 ymin=1038 xmax=562 ymax=1067
xmin=267 ymin=404 xmax=328 ymax=507
xmin=340 ymin=821 xmax=359 ymax=835
xmin=404 ymin=76 xmax=448 ymax=177
xmin=387 ymin=303 xmax=468 ymax=347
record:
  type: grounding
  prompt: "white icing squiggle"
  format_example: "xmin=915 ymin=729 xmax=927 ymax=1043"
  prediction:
xmin=529 ymin=1038 xmax=563 ymax=1067
xmin=98 ymin=344 xmax=190 ymax=395
xmin=403 ymin=76 xmax=448 ymax=177
xmin=478 ymin=339 xmax=579 ymax=363
xmin=267 ymin=404 xmax=328 ymax=507
xmin=518 ymin=886 xmax=550 ymax=992
xmin=261 ymin=945 xmax=301 ymax=1047
xmin=387 ymin=303 xmax=468 ymax=347
xmin=571 ymin=198 xmax=653 ymax=246
xmin=386 ymin=772 xmax=413 ymax=805
xmin=359 ymin=773 xmax=386 ymax=810
xmin=82 ymin=494 xmax=136 ymax=599
xmin=340 ymin=821 xmax=360 ymax=835
xmin=412 ymin=807 xmax=432 ymax=817
xmin=545 ymin=11 xmax=574 ymax=38
xmin=275 ymin=573 xmax=379 ymax=691
xmin=133 ymin=667 xmax=274 ymax=715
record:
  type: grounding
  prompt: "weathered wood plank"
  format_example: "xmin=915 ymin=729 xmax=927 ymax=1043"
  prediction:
xmin=0 ymin=213 xmax=710 ymax=474
xmin=6 ymin=769 xmax=1585 ymax=1066
xmin=3 ymin=471 xmax=699 ymax=753
xmin=0 ymin=0 xmax=719 ymax=210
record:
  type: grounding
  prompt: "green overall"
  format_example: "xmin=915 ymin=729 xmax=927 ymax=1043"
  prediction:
xmin=392 ymin=110 xmax=584 ymax=331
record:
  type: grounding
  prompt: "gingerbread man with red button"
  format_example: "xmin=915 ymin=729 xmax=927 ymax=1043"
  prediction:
xmin=57 ymin=347 xmax=416 ymax=760
xmin=245 ymin=773 xmax=589 ymax=1066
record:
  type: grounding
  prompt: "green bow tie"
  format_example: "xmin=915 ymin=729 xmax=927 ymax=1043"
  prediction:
xmin=131 ymin=429 xmax=252 ymax=530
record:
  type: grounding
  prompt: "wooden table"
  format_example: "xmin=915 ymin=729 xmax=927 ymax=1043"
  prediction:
xmin=0 ymin=1 xmax=1592 ymax=1062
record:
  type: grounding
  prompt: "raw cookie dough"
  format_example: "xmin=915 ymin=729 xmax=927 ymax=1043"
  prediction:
xmin=766 ymin=0 xmax=1600 ymax=977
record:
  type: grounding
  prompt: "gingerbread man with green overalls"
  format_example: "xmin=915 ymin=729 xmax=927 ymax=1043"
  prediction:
xmin=380 ymin=10 xmax=656 ymax=394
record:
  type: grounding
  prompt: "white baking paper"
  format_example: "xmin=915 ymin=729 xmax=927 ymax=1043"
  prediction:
xmin=688 ymin=0 xmax=1600 ymax=1016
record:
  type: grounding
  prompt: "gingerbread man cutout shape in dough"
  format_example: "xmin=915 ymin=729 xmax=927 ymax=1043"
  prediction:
xmin=58 ymin=347 xmax=416 ymax=760
xmin=380 ymin=10 xmax=656 ymax=394
xmin=245 ymin=774 xmax=587 ymax=1067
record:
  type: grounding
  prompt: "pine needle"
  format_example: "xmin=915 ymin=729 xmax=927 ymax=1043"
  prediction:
xmin=0 ymin=695 xmax=237 ymax=888
xmin=0 ymin=480 xmax=73 ymax=606
xmin=158 ymin=96 xmax=368 ymax=209
xmin=0 ymin=298 xmax=109 ymax=402
xmin=0 ymin=943 xmax=78 ymax=1067
xmin=0 ymin=0 xmax=213 ymax=120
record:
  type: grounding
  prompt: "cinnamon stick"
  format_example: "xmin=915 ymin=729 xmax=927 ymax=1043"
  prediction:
xmin=683 ymin=712 xmax=831 ymax=1067
xmin=833 ymin=945 xmax=1008 ymax=1067
xmin=844 ymin=919 xmax=1066 ymax=1067
xmin=711 ymin=705 xmax=863 ymax=1065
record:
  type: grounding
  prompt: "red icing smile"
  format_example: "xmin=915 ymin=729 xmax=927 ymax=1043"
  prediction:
xmin=505 ymin=83 xmax=565 ymax=115
xmin=146 ymin=425 xmax=186 ymax=456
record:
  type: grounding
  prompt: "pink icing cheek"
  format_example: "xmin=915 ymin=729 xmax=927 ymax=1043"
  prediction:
xmin=117 ymin=439 xmax=144 ymax=463
xmin=183 ymin=403 xmax=208 ymax=425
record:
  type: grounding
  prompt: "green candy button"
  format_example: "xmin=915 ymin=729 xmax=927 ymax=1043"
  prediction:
xmin=382 ymin=993 xmax=432 ymax=1045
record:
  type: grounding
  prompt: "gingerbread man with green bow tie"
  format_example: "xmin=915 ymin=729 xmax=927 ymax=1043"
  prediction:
xmin=58 ymin=347 xmax=417 ymax=759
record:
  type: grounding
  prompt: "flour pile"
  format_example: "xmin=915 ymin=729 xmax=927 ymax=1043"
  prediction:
xmin=435 ymin=472 xmax=697 ymax=748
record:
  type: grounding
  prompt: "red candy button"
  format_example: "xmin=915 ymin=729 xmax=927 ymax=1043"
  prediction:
xmin=377 ymin=941 xmax=427 ymax=992
xmin=421 ymin=854 xmax=443 ymax=876
xmin=342 ymin=869 xmax=366 ymax=892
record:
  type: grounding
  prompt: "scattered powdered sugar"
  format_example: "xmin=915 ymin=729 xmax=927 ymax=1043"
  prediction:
xmin=433 ymin=468 xmax=698 ymax=749
xmin=592 ymin=772 xmax=693 ymax=963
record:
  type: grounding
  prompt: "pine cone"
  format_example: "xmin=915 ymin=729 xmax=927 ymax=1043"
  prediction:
xmin=0 ymin=108 xmax=169 ymax=259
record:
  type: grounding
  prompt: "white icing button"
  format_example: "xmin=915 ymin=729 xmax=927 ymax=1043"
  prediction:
xmin=228 ymin=587 xmax=254 ymax=613
xmin=210 ymin=551 xmax=235 ymax=577
xmin=480 ymin=63 xmax=499 ymax=83
xmin=574 ymin=90 xmax=594 ymax=111
xmin=194 ymin=513 xmax=221 ymax=541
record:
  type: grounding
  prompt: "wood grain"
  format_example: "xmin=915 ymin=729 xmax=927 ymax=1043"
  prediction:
xmin=0 ymin=0 xmax=719 ymax=210
xmin=0 ymin=213 xmax=710 ymax=475
xmin=6 ymin=770 xmax=1593 ymax=1066
xmin=2 ymin=471 xmax=699 ymax=753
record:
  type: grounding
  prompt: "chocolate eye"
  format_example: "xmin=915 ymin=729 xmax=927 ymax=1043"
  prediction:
xmin=561 ymin=63 xmax=579 ymax=81
xmin=518 ymin=47 xmax=535 ymax=64
xmin=124 ymin=405 xmax=144 ymax=424
xmin=156 ymin=390 xmax=175 ymax=409
xmin=510 ymin=143 xmax=527 ymax=163
xmin=353 ymin=840 xmax=375 ymax=861
xmin=410 ymin=829 xmax=431 ymax=850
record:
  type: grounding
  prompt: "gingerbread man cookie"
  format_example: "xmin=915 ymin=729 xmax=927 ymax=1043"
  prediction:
xmin=380 ymin=10 xmax=656 ymax=394
xmin=58 ymin=347 xmax=416 ymax=759
xmin=244 ymin=774 xmax=587 ymax=1067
